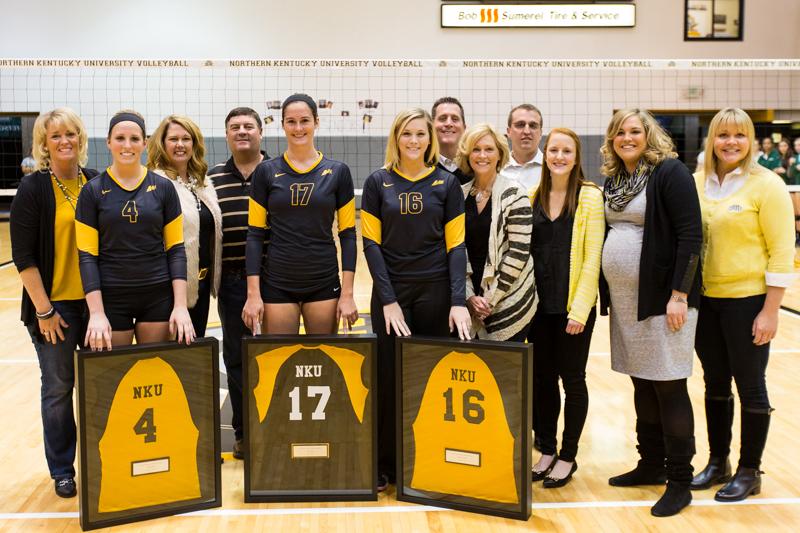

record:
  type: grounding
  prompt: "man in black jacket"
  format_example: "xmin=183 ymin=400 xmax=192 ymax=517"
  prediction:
xmin=432 ymin=96 xmax=469 ymax=185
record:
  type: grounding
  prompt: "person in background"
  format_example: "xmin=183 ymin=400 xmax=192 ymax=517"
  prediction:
xmin=691 ymin=108 xmax=794 ymax=502
xmin=208 ymin=107 xmax=268 ymax=459
xmin=432 ymin=96 xmax=469 ymax=184
xmin=147 ymin=115 xmax=222 ymax=337
xmin=10 ymin=108 xmax=98 ymax=499
xmin=529 ymin=128 xmax=605 ymax=489
xmin=757 ymin=136 xmax=781 ymax=171
xmin=600 ymin=108 xmax=702 ymax=517
xmin=20 ymin=155 xmax=36 ymax=175
xmin=500 ymin=103 xmax=545 ymax=193
xmin=775 ymin=138 xmax=794 ymax=183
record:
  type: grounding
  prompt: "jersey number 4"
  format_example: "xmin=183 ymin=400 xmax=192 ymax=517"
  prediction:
xmin=133 ymin=408 xmax=157 ymax=443
xmin=288 ymin=385 xmax=331 ymax=421
xmin=122 ymin=200 xmax=139 ymax=223
xmin=290 ymin=183 xmax=315 ymax=206
xmin=443 ymin=388 xmax=485 ymax=424
xmin=398 ymin=192 xmax=423 ymax=214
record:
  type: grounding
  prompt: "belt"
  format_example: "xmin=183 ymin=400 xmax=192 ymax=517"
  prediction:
xmin=198 ymin=268 xmax=209 ymax=280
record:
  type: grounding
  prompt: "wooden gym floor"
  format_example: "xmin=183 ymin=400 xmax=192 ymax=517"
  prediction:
xmin=1 ymin=220 xmax=799 ymax=532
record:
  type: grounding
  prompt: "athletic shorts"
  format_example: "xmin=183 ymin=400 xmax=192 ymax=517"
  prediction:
xmin=262 ymin=276 xmax=341 ymax=304
xmin=102 ymin=281 xmax=173 ymax=331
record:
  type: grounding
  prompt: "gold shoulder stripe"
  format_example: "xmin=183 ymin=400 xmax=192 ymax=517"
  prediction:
xmin=75 ymin=220 xmax=99 ymax=256
xmin=163 ymin=214 xmax=184 ymax=250
xmin=337 ymin=198 xmax=356 ymax=232
xmin=444 ymin=212 xmax=465 ymax=252
xmin=248 ymin=197 xmax=269 ymax=229
xmin=361 ymin=210 xmax=382 ymax=245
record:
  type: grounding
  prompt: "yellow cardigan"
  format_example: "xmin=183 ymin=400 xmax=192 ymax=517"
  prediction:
xmin=694 ymin=164 xmax=795 ymax=298
xmin=531 ymin=184 xmax=605 ymax=325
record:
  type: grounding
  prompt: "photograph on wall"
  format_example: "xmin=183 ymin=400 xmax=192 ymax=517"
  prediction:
xmin=396 ymin=336 xmax=532 ymax=520
xmin=243 ymin=335 xmax=377 ymax=502
xmin=76 ymin=338 xmax=221 ymax=530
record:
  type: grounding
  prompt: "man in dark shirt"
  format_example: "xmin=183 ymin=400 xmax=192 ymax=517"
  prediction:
xmin=432 ymin=97 xmax=470 ymax=185
xmin=208 ymin=107 xmax=267 ymax=459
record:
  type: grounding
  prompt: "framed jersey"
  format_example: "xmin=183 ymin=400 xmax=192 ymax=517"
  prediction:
xmin=396 ymin=336 xmax=532 ymax=521
xmin=243 ymin=335 xmax=377 ymax=502
xmin=76 ymin=338 xmax=221 ymax=531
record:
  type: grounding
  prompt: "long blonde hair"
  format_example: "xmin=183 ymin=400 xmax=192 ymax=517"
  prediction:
xmin=703 ymin=108 xmax=756 ymax=178
xmin=31 ymin=108 xmax=89 ymax=170
xmin=146 ymin=115 xmax=208 ymax=184
xmin=600 ymin=108 xmax=676 ymax=177
xmin=383 ymin=108 xmax=439 ymax=169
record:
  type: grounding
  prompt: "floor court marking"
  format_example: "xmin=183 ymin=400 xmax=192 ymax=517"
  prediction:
xmin=2 ymin=497 xmax=800 ymax=520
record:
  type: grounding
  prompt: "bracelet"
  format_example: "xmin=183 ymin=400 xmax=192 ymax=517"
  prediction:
xmin=36 ymin=307 xmax=56 ymax=320
xmin=671 ymin=295 xmax=688 ymax=304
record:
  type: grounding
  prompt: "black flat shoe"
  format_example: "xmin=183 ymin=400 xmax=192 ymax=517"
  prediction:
xmin=715 ymin=467 xmax=762 ymax=502
xmin=608 ymin=463 xmax=666 ymax=487
xmin=532 ymin=455 xmax=557 ymax=482
xmin=690 ymin=456 xmax=731 ymax=490
xmin=651 ymin=482 xmax=692 ymax=517
xmin=543 ymin=461 xmax=577 ymax=489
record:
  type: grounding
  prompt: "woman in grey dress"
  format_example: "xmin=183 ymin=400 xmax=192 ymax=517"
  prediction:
xmin=599 ymin=108 xmax=703 ymax=517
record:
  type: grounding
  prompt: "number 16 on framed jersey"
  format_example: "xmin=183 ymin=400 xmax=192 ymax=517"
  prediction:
xmin=396 ymin=336 xmax=533 ymax=521
xmin=76 ymin=338 xmax=222 ymax=531
xmin=243 ymin=335 xmax=377 ymax=502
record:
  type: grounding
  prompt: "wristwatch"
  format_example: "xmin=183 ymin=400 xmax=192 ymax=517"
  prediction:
xmin=671 ymin=295 xmax=688 ymax=304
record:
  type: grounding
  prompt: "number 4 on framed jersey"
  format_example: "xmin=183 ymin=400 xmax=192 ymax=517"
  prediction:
xmin=243 ymin=335 xmax=377 ymax=502
xmin=396 ymin=336 xmax=533 ymax=521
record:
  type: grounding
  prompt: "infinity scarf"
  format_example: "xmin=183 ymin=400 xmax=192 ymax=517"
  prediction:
xmin=604 ymin=159 xmax=653 ymax=212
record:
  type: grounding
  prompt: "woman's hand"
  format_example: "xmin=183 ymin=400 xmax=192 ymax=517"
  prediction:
xmin=752 ymin=307 xmax=779 ymax=345
xmin=666 ymin=298 xmax=688 ymax=332
xmin=38 ymin=311 xmax=69 ymax=345
xmin=449 ymin=305 xmax=472 ymax=340
xmin=336 ymin=294 xmax=359 ymax=332
xmin=85 ymin=312 xmax=112 ymax=351
xmin=467 ymin=296 xmax=492 ymax=322
xmin=170 ymin=306 xmax=196 ymax=344
xmin=383 ymin=302 xmax=411 ymax=336
xmin=565 ymin=319 xmax=585 ymax=335
xmin=242 ymin=295 xmax=264 ymax=335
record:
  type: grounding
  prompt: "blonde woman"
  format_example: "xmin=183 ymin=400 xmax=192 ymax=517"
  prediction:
xmin=691 ymin=108 xmax=794 ymax=501
xmin=10 ymin=108 xmax=98 ymax=497
xmin=455 ymin=123 xmax=534 ymax=341
xmin=600 ymin=108 xmax=702 ymax=517
xmin=147 ymin=115 xmax=222 ymax=337
xmin=361 ymin=108 xmax=470 ymax=490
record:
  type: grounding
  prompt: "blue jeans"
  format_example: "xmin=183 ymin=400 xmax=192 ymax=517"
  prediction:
xmin=217 ymin=270 xmax=248 ymax=441
xmin=30 ymin=299 xmax=87 ymax=480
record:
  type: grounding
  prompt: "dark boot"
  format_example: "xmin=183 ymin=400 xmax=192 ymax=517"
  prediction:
xmin=609 ymin=421 xmax=666 ymax=487
xmin=691 ymin=456 xmax=732 ymax=490
xmin=651 ymin=435 xmax=695 ymax=517
xmin=715 ymin=467 xmax=762 ymax=502
xmin=691 ymin=396 xmax=734 ymax=490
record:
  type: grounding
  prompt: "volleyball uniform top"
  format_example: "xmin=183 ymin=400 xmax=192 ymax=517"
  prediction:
xmin=75 ymin=168 xmax=186 ymax=293
xmin=361 ymin=166 xmax=466 ymax=306
xmin=246 ymin=153 xmax=356 ymax=289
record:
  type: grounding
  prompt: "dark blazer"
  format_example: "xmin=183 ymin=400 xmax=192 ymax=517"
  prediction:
xmin=437 ymin=161 xmax=471 ymax=185
xmin=10 ymin=168 xmax=98 ymax=330
xmin=599 ymin=158 xmax=702 ymax=320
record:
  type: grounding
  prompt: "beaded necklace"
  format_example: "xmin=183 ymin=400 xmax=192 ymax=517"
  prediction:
xmin=51 ymin=170 xmax=85 ymax=211
xmin=180 ymin=174 xmax=202 ymax=211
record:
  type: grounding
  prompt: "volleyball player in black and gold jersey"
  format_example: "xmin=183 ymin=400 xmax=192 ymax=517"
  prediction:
xmin=243 ymin=94 xmax=358 ymax=334
xmin=361 ymin=108 xmax=471 ymax=490
xmin=75 ymin=110 xmax=194 ymax=350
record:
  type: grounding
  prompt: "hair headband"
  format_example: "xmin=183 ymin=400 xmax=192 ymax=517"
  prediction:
xmin=109 ymin=113 xmax=146 ymax=136
xmin=281 ymin=94 xmax=318 ymax=119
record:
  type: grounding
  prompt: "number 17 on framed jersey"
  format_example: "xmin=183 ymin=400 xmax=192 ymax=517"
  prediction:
xmin=76 ymin=338 xmax=222 ymax=531
xmin=243 ymin=335 xmax=377 ymax=502
xmin=396 ymin=336 xmax=533 ymax=521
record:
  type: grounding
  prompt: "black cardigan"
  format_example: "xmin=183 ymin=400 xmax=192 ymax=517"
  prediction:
xmin=599 ymin=158 xmax=702 ymax=320
xmin=10 ymin=168 xmax=99 ymax=331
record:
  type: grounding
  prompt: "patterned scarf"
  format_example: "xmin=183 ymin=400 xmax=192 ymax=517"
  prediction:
xmin=604 ymin=159 xmax=652 ymax=212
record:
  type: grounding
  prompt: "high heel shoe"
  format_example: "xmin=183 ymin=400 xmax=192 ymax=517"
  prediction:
xmin=542 ymin=460 xmax=577 ymax=488
xmin=532 ymin=455 xmax=557 ymax=482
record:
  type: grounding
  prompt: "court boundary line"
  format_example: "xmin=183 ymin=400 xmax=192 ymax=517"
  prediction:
xmin=2 ymin=497 xmax=800 ymax=520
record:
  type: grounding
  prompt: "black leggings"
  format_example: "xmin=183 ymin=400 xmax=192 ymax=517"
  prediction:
xmin=530 ymin=309 xmax=596 ymax=462
xmin=371 ymin=279 xmax=451 ymax=481
xmin=632 ymin=376 xmax=694 ymax=440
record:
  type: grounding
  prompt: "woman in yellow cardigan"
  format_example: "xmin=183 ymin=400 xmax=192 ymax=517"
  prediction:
xmin=692 ymin=108 xmax=795 ymax=501
xmin=529 ymin=128 xmax=605 ymax=487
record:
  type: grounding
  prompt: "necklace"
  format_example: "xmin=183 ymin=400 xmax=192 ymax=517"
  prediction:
xmin=181 ymin=175 xmax=202 ymax=211
xmin=51 ymin=170 xmax=85 ymax=211
xmin=469 ymin=183 xmax=493 ymax=203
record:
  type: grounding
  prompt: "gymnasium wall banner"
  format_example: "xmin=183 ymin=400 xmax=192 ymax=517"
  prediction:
xmin=243 ymin=335 xmax=378 ymax=502
xmin=76 ymin=338 xmax=222 ymax=531
xmin=396 ymin=336 xmax=533 ymax=521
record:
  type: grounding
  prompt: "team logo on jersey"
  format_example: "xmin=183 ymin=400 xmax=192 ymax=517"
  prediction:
xmin=275 ymin=172 xmax=287 ymax=177
xmin=728 ymin=204 xmax=743 ymax=212
xmin=382 ymin=182 xmax=394 ymax=188
xmin=321 ymin=169 xmax=333 ymax=176
xmin=146 ymin=185 xmax=157 ymax=192
xmin=101 ymin=189 xmax=111 ymax=195
xmin=431 ymin=179 xmax=445 ymax=186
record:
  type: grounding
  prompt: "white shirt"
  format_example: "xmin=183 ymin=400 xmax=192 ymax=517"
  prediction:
xmin=499 ymin=151 xmax=543 ymax=193
xmin=438 ymin=154 xmax=458 ymax=173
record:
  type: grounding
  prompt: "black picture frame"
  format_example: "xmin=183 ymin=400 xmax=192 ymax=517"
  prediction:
xmin=684 ymin=0 xmax=744 ymax=41
xmin=242 ymin=334 xmax=378 ymax=502
xmin=76 ymin=338 xmax=222 ymax=531
xmin=395 ymin=336 xmax=533 ymax=521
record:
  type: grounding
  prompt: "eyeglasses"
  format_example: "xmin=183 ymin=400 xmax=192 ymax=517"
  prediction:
xmin=511 ymin=121 xmax=541 ymax=131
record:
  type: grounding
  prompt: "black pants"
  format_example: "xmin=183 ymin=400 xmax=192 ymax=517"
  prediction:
xmin=189 ymin=277 xmax=212 ymax=337
xmin=371 ymin=279 xmax=451 ymax=482
xmin=632 ymin=377 xmax=695 ymax=439
xmin=530 ymin=308 xmax=596 ymax=461
xmin=217 ymin=270 xmax=248 ymax=441
xmin=695 ymin=294 xmax=772 ymax=468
